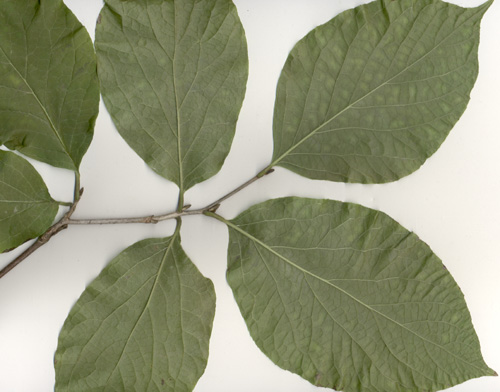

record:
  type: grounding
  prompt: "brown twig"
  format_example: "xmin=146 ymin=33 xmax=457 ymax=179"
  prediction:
xmin=0 ymin=188 xmax=83 ymax=279
xmin=0 ymin=168 xmax=275 ymax=279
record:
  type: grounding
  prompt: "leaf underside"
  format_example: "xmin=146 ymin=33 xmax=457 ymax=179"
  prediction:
xmin=0 ymin=151 xmax=58 ymax=253
xmin=96 ymin=0 xmax=248 ymax=192
xmin=272 ymin=0 xmax=491 ymax=183
xmin=0 ymin=0 xmax=99 ymax=171
xmin=226 ymin=197 xmax=494 ymax=392
xmin=55 ymin=232 xmax=216 ymax=392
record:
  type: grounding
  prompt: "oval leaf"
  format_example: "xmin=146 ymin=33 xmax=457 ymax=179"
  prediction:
xmin=0 ymin=150 xmax=59 ymax=253
xmin=221 ymin=198 xmax=495 ymax=391
xmin=55 ymin=231 xmax=216 ymax=392
xmin=96 ymin=0 xmax=248 ymax=192
xmin=0 ymin=0 xmax=99 ymax=171
xmin=271 ymin=0 xmax=492 ymax=183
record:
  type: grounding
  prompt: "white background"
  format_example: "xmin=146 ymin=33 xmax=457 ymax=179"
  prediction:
xmin=0 ymin=0 xmax=499 ymax=391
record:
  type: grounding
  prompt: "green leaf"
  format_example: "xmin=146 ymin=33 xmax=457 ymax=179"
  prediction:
xmin=0 ymin=150 xmax=58 ymax=253
xmin=96 ymin=0 xmax=248 ymax=192
xmin=54 ymin=229 xmax=216 ymax=392
xmin=220 ymin=197 xmax=495 ymax=392
xmin=0 ymin=0 xmax=99 ymax=171
xmin=271 ymin=0 xmax=492 ymax=183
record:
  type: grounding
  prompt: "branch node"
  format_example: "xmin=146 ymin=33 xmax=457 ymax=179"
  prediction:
xmin=144 ymin=215 xmax=158 ymax=224
xmin=257 ymin=167 xmax=275 ymax=178
xmin=56 ymin=225 xmax=68 ymax=234
xmin=208 ymin=204 xmax=220 ymax=213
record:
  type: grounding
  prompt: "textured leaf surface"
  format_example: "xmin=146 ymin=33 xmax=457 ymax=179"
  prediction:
xmin=55 ymin=231 xmax=216 ymax=392
xmin=96 ymin=0 xmax=248 ymax=191
xmin=0 ymin=0 xmax=99 ymax=170
xmin=0 ymin=150 xmax=58 ymax=253
xmin=271 ymin=0 xmax=491 ymax=183
xmin=223 ymin=198 xmax=495 ymax=391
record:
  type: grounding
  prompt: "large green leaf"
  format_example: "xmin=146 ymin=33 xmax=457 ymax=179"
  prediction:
xmin=55 ymin=230 xmax=216 ymax=392
xmin=96 ymin=0 xmax=248 ymax=192
xmin=219 ymin=197 xmax=495 ymax=392
xmin=0 ymin=150 xmax=59 ymax=253
xmin=271 ymin=0 xmax=491 ymax=183
xmin=0 ymin=0 xmax=99 ymax=171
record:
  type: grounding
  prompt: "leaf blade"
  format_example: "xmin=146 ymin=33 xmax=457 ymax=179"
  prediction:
xmin=0 ymin=151 xmax=58 ymax=253
xmin=224 ymin=197 xmax=494 ymax=391
xmin=55 ymin=232 xmax=216 ymax=392
xmin=96 ymin=0 xmax=248 ymax=191
xmin=271 ymin=0 xmax=492 ymax=183
xmin=0 ymin=0 xmax=99 ymax=170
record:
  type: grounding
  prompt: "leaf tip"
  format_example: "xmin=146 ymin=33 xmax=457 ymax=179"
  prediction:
xmin=478 ymin=0 xmax=494 ymax=14
xmin=484 ymin=365 xmax=498 ymax=377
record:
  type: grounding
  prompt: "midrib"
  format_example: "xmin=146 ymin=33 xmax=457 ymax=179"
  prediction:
xmin=103 ymin=233 xmax=178 ymax=387
xmin=0 ymin=46 xmax=74 ymax=167
xmin=172 ymin=5 xmax=184 ymax=196
xmin=224 ymin=217 xmax=487 ymax=374
xmin=271 ymin=6 xmax=481 ymax=167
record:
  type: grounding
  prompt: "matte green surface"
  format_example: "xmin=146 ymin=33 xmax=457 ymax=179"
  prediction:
xmin=225 ymin=197 xmax=494 ymax=391
xmin=96 ymin=0 xmax=248 ymax=192
xmin=0 ymin=0 xmax=99 ymax=171
xmin=0 ymin=151 xmax=58 ymax=253
xmin=272 ymin=0 xmax=491 ymax=183
xmin=55 ymin=231 xmax=216 ymax=392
